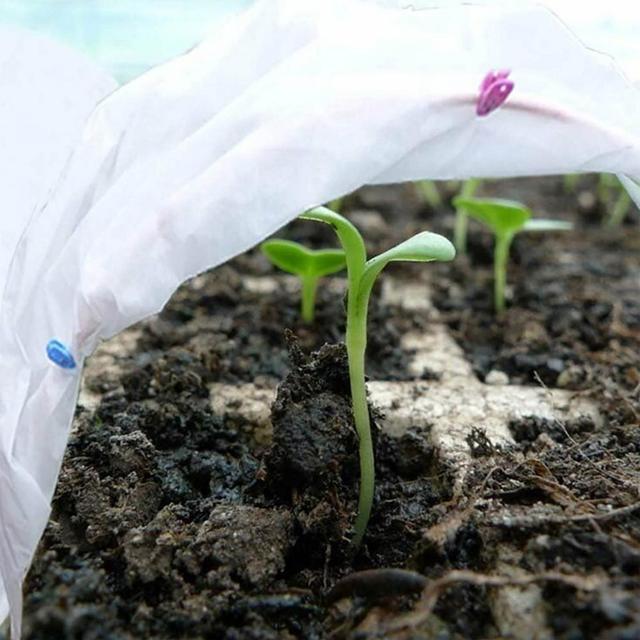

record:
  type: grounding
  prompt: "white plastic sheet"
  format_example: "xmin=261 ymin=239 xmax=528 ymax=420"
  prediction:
xmin=1 ymin=0 xmax=639 ymax=635
xmin=0 ymin=26 xmax=116 ymax=631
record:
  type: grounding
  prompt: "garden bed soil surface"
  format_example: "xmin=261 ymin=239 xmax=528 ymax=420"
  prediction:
xmin=5 ymin=177 xmax=640 ymax=639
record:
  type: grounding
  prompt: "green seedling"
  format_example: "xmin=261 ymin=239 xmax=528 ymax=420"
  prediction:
xmin=301 ymin=206 xmax=455 ymax=546
xmin=327 ymin=196 xmax=345 ymax=213
xmin=607 ymin=188 xmax=632 ymax=227
xmin=567 ymin=174 xmax=634 ymax=227
xmin=598 ymin=174 xmax=635 ymax=227
xmin=597 ymin=172 xmax=618 ymax=205
xmin=452 ymin=178 xmax=481 ymax=254
xmin=261 ymin=239 xmax=346 ymax=323
xmin=453 ymin=197 xmax=572 ymax=313
xmin=416 ymin=180 xmax=443 ymax=208
xmin=563 ymin=173 xmax=580 ymax=193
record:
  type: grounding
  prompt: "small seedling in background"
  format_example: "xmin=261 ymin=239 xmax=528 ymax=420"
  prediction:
xmin=563 ymin=173 xmax=580 ymax=194
xmin=597 ymin=173 xmax=618 ymax=205
xmin=416 ymin=180 xmax=443 ymax=208
xmin=564 ymin=173 xmax=634 ymax=227
xmin=261 ymin=239 xmax=346 ymax=323
xmin=607 ymin=188 xmax=633 ymax=227
xmin=453 ymin=197 xmax=572 ymax=313
xmin=453 ymin=178 xmax=481 ymax=254
xmin=327 ymin=196 xmax=345 ymax=213
xmin=598 ymin=174 xmax=634 ymax=227
xmin=301 ymin=206 xmax=455 ymax=546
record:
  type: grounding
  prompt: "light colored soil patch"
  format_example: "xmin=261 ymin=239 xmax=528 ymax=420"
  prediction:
xmin=79 ymin=275 xmax=601 ymax=495
xmin=490 ymin=555 xmax=551 ymax=640
xmin=369 ymin=381 xmax=598 ymax=490
xmin=243 ymin=275 xmax=347 ymax=297
xmin=79 ymin=327 xmax=144 ymax=411
xmin=209 ymin=383 xmax=275 ymax=444
xmin=401 ymin=328 xmax=474 ymax=380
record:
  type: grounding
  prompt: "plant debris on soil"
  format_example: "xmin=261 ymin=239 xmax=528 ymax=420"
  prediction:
xmin=5 ymin=177 xmax=640 ymax=639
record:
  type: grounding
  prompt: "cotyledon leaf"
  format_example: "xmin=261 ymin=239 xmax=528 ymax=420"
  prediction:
xmin=453 ymin=197 xmax=532 ymax=235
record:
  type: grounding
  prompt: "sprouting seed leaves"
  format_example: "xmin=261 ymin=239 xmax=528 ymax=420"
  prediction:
xmin=375 ymin=231 xmax=456 ymax=265
xmin=361 ymin=231 xmax=456 ymax=294
xmin=261 ymin=234 xmax=347 ymax=323
xmin=299 ymin=206 xmax=456 ymax=545
xmin=452 ymin=197 xmax=531 ymax=236
xmin=452 ymin=196 xmax=571 ymax=313
xmin=261 ymin=239 xmax=307 ymax=274
xmin=300 ymin=206 xmax=366 ymax=275
xmin=261 ymin=239 xmax=346 ymax=278
xmin=312 ymin=249 xmax=348 ymax=277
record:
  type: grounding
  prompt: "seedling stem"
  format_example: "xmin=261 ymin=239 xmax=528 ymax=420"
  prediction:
xmin=301 ymin=206 xmax=454 ymax=545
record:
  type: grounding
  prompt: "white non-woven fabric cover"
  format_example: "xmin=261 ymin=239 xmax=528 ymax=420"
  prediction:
xmin=1 ymin=0 xmax=640 ymax=636
xmin=0 ymin=26 xmax=117 ymax=632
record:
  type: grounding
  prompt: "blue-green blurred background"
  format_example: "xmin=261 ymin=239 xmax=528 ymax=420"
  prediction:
xmin=0 ymin=1 xmax=254 ymax=82
xmin=0 ymin=1 xmax=638 ymax=84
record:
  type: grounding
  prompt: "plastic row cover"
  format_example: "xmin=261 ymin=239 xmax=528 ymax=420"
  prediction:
xmin=1 ymin=0 xmax=639 ymax=636
xmin=0 ymin=26 xmax=117 ymax=633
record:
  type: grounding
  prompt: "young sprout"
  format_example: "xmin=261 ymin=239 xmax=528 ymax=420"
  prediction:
xmin=597 ymin=172 xmax=618 ymax=205
xmin=416 ymin=180 xmax=443 ymax=209
xmin=607 ymin=188 xmax=633 ymax=227
xmin=300 ymin=206 xmax=455 ymax=546
xmin=563 ymin=173 xmax=580 ymax=194
xmin=452 ymin=197 xmax=572 ymax=313
xmin=452 ymin=178 xmax=481 ymax=254
xmin=563 ymin=174 xmax=633 ymax=226
xmin=261 ymin=239 xmax=346 ymax=323
xmin=599 ymin=175 xmax=634 ymax=227
xmin=327 ymin=196 xmax=345 ymax=213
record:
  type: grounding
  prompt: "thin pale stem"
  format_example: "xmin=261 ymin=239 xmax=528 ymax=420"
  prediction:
xmin=597 ymin=173 xmax=616 ymax=205
xmin=301 ymin=275 xmax=318 ymax=323
xmin=417 ymin=180 xmax=442 ymax=208
xmin=454 ymin=209 xmax=468 ymax=255
xmin=302 ymin=207 xmax=374 ymax=546
xmin=454 ymin=178 xmax=480 ymax=254
xmin=328 ymin=196 xmax=344 ymax=213
xmin=606 ymin=189 xmax=632 ymax=227
xmin=563 ymin=173 xmax=579 ymax=194
xmin=494 ymin=234 xmax=511 ymax=313
xmin=346 ymin=287 xmax=374 ymax=547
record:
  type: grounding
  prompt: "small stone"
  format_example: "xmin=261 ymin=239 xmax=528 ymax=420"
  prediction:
xmin=485 ymin=370 xmax=509 ymax=386
xmin=556 ymin=365 xmax=584 ymax=388
xmin=577 ymin=190 xmax=597 ymax=214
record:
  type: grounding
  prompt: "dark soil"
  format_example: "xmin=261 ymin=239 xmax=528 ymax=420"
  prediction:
xmin=6 ymin=177 xmax=640 ymax=639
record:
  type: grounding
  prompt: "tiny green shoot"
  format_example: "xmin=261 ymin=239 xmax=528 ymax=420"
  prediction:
xmin=607 ymin=188 xmax=632 ymax=227
xmin=596 ymin=174 xmax=634 ymax=226
xmin=452 ymin=178 xmax=481 ymax=254
xmin=327 ymin=196 xmax=345 ymax=213
xmin=416 ymin=180 xmax=443 ymax=208
xmin=300 ymin=206 xmax=455 ymax=546
xmin=600 ymin=175 xmax=634 ymax=227
xmin=453 ymin=197 xmax=572 ymax=313
xmin=563 ymin=174 xmax=634 ymax=226
xmin=261 ymin=239 xmax=346 ymax=323
xmin=597 ymin=172 xmax=618 ymax=204
xmin=563 ymin=173 xmax=580 ymax=193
